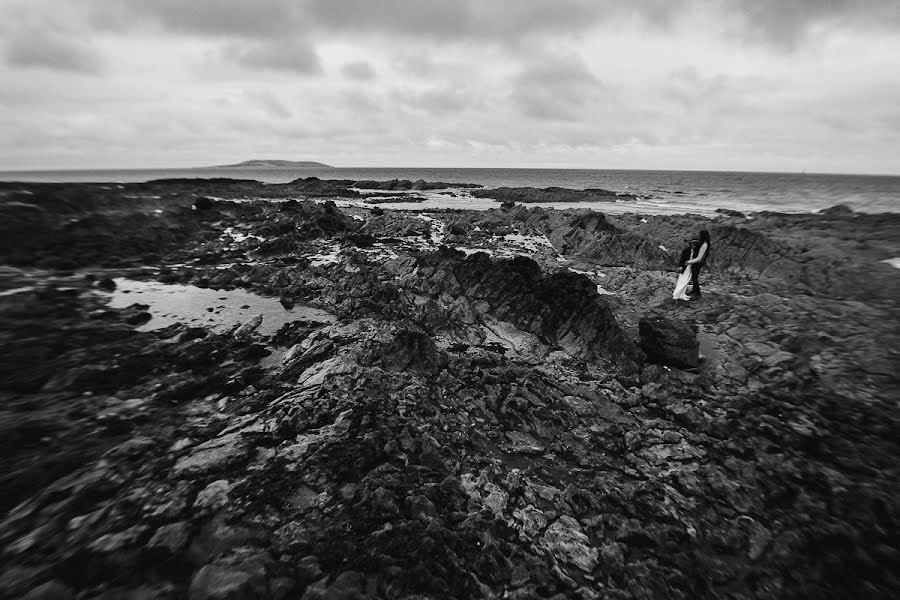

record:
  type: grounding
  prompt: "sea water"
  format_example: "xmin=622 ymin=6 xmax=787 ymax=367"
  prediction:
xmin=103 ymin=278 xmax=335 ymax=335
xmin=1 ymin=167 xmax=897 ymax=216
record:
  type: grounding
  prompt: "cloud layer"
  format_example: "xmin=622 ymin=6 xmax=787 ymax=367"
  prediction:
xmin=0 ymin=0 xmax=898 ymax=173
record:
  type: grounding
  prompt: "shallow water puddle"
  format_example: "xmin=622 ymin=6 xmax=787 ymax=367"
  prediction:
xmin=104 ymin=278 xmax=334 ymax=335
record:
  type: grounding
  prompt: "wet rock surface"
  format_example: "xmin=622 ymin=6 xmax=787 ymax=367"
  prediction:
xmin=1 ymin=180 xmax=899 ymax=599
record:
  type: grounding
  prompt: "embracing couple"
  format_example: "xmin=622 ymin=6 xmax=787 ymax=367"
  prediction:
xmin=673 ymin=230 xmax=711 ymax=301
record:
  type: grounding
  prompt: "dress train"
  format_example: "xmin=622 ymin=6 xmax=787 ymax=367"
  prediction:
xmin=672 ymin=265 xmax=692 ymax=301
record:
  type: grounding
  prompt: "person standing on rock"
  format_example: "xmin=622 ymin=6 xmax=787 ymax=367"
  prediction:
xmin=685 ymin=230 xmax=711 ymax=298
xmin=672 ymin=238 xmax=697 ymax=301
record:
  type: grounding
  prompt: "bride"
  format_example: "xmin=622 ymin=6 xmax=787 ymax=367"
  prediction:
xmin=672 ymin=239 xmax=697 ymax=301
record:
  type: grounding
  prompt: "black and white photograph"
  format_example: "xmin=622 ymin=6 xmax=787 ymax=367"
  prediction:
xmin=1 ymin=1 xmax=898 ymax=598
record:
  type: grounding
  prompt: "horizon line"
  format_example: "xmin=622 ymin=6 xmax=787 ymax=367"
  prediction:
xmin=1 ymin=164 xmax=898 ymax=178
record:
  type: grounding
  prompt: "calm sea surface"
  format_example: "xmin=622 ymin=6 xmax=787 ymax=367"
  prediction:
xmin=1 ymin=167 xmax=898 ymax=216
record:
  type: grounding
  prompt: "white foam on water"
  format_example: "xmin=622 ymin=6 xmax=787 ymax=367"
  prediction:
xmin=503 ymin=232 xmax=554 ymax=252
xmin=881 ymin=257 xmax=900 ymax=269
xmin=0 ymin=286 xmax=36 ymax=297
xmin=456 ymin=247 xmax=494 ymax=256
xmin=222 ymin=227 xmax=264 ymax=243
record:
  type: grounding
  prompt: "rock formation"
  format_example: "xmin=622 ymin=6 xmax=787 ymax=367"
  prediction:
xmin=0 ymin=180 xmax=898 ymax=599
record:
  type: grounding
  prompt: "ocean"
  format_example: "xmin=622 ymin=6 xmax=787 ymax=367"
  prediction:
xmin=1 ymin=167 xmax=898 ymax=216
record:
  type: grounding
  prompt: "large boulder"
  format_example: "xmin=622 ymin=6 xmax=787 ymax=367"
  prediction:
xmin=638 ymin=314 xmax=699 ymax=369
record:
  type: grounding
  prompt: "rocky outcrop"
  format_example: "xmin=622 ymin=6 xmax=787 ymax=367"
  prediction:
xmin=472 ymin=186 xmax=638 ymax=203
xmin=279 ymin=177 xmax=482 ymax=197
xmin=638 ymin=313 xmax=699 ymax=369
xmin=1 ymin=182 xmax=898 ymax=600
xmin=353 ymin=178 xmax=482 ymax=191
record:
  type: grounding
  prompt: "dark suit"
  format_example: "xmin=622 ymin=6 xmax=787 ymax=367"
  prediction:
xmin=689 ymin=243 xmax=708 ymax=296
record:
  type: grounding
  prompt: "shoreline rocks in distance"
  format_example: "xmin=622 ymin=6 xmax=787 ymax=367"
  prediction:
xmin=471 ymin=186 xmax=640 ymax=203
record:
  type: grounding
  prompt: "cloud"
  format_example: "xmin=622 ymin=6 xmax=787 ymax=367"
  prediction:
xmin=222 ymin=38 xmax=321 ymax=74
xmin=304 ymin=0 xmax=470 ymax=38
xmin=397 ymin=87 xmax=472 ymax=115
xmin=79 ymin=0 xmax=900 ymax=48
xmin=510 ymin=55 xmax=606 ymax=121
xmin=1 ymin=0 xmax=898 ymax=173
xmin=245 ymin=90 xmax=292 ymax=119
xmin=721 ymin=0 xmax=900 ymax=47
xmin=3 ymin=31 xmax=104 ymax=74
xmin=88 ymin=0 xmax=299 ymax=37
xmin=340 ymin=60 xmax=376 ymax=81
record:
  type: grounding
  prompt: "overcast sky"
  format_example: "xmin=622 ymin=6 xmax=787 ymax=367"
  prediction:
xmin=1 ymin=0 xmax=898 ymax=174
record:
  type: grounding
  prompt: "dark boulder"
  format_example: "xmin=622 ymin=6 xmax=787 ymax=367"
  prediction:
xmin=193 ymin=197 xmax=215 ymax=210
xmin=819 ymin=204 xmax=854 ymax=216
xmin=380 ymin=328 xmax=448 ymax=373
xmin=96 ymin=277 xmax=117 ymax=291
xmin=638 ymin=313 xmax=699 ymax=370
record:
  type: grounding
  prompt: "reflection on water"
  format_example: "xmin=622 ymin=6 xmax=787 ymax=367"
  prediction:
xmin=103 ymin=278 xmax=334 ymax=335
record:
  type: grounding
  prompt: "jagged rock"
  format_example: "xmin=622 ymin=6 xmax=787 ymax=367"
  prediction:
xmin=147 ymin=521 xmax=192 ymax=555
xmin=96 ymin=277 xmax=117 ymax=291
xmin=194 ymin=480 xmax=233 ymax=513
xmin=173 ymin=433 xmax=247 ymax=476
xmin=502 ymin=431 xmax=545 ymax=455
xmin=189 ymin=564 xmax=260 ymax=600
xmin=819 ymin=204 xmax=854 ymax=216
xmin=481 ymin=483 xmax=508 ymax=516
xmin=87 ymin=525 xmax=149 ymax=554
xmin=513 ymin=506 xmax=549 ymax=539
xmin=379 ymin=327 xmax=447 ymax=373
xmin=598 ymin=540 xmax=625 ymax=569
xmin=21 ymin=580 xmax=74 ymax=600
xmin=194 ymin=197 xmax=216 ymax=210
xmin=125 ymin=310 xmax=152 ymax=326
xmin=639 ymin=313 xmax=699 ymax=369
xmin=187 ymin=518 xmax=268 ymax=565
xmin=302 ymin=570 xmax=366 ymax=600
xmin=2 ymin=182 xmax=898 ymax=600
xmin=234 ymin=315 xmax=263 ymax=340
xmin=409 ymin=495 xmax=437 ymax=521
xmin=539 ymin=516 xmax=599 ymax=572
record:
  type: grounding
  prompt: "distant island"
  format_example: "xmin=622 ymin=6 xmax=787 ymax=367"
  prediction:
xmin=208 ymin=160 xmax=333 ymax=169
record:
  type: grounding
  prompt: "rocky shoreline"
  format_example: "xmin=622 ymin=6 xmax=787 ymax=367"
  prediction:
xmin=1 ymin=179 xmax=898 ymax=599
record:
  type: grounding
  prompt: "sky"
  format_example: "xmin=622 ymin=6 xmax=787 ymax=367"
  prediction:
xmin=1 ymin=0 xmax=899 ymax=174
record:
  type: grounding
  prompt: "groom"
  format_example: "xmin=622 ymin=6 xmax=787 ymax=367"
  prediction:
xmin=679 ymin=239 xmax=697 ymax=274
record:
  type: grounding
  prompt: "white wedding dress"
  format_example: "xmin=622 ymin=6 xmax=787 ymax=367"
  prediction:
xmin=672 ymin=265 xmax=692 ymax=301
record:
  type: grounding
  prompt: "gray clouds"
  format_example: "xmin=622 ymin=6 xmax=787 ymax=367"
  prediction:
xmin=0 ymin=0 xmax=898 ymax=173
xmin=4 ymin=31 xmax=104 ymax=74
xmin=75 ymin=0 xmax=899 ymax=46
xmin=341 ymin=61 xmax=376 ymax=81
xmin=511 ymin=55 xmax=607 ymax=121
xmin=223 ymin=39 xmax=321 ymax=74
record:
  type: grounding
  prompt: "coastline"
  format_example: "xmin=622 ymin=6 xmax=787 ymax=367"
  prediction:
xmin=2 ymin=167 xmax=898 ymax=215
xmin=1 ymin=178 xmax=899 ymax=598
